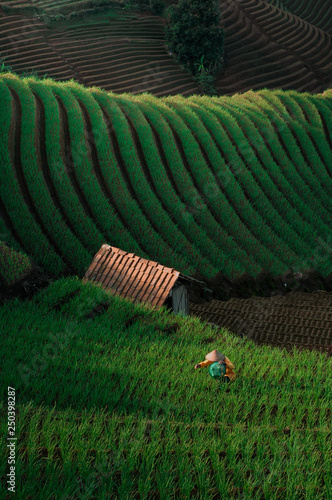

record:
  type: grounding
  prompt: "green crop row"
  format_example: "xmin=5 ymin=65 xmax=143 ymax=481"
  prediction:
xmin=164 ymin=95 xmax=299 ymax=272
xmin=172 ymin=95 xmax=293 ymax=272
xmin=0 ymin=77 xmax=65 ymax=276
xmin=45 ymin=80 xmax=148 ymax=264
xmin=240 ymin=94 xmax=332 ymax=230
xmin=235 ymin=91 xmax=332 ymax=274
xmin=294 ymin=92 xmax=332 ymax=176
xmin=27 ymin=78 xmax=105 ymax=255
xmin=138 ymin=94 xmax=269 ymax=276
xmin=212 ymin=99 xmax=332 ymax=256
xmin=253 ymin=90 xmax=332 ymax=214
xmin=0 ymin=73 xmax=331 ymax=280
xmin=192 ymin=98 xmax=314 ymax=259
xmin=3 ymin=75 xmax=91 ymax=275
xmin=262 ymin=91 xmax=332 ymax=210
xmin=68 ymin=83 xmax=197 ymax=276
xmin=178 ymin=91 xmax=332 ymax=275
xmin=0 ymin=212 xmax=23 ymax=254
xmin=111 ymin=94 xmax=229 ymax=275
xmin=132 ymin=94 xmax=252 ymax=278
xmin=89 ymin=88 xmax=215 ymax=276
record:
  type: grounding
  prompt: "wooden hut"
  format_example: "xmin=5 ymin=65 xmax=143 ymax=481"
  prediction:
xmin=83 ymin=244 xmax=209 ymax=315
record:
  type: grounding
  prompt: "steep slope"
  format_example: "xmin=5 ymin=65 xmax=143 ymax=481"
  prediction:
xmin=217 ymin=0 xmax=332 ymax=95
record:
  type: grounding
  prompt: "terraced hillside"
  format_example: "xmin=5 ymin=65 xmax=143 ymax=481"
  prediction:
xmin=1 ymin=0 xmax=331 ymax=95
xmin=1 ymin=73 xmax=331 ymax=286
xmin=0 ymin=3 xmax=202 ymax=96
xmin=267 ymin=0 xmax=332 ymax=35
xmin=217 ymin=0 xmax=332 ymax=95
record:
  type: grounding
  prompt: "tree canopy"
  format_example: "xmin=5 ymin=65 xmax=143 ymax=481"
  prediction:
xmin=165 ymin=0 xmax=225 ymax=76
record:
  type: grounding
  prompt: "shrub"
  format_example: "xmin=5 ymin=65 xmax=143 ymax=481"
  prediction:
xmin=196 ymin=72 xmax=218 ymax=95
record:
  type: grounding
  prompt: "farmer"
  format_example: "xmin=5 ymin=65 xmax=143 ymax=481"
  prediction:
xmin=195 ymin=349 xmax=236 ymax=382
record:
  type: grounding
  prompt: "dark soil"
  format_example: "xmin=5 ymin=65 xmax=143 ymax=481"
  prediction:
xmin=191 ymin=268 xmax=332 ymax=302
xmin=0 ymin=263 xmax=53 ymax=304
xmin=190 ymin=288 xmax=332 ymax=357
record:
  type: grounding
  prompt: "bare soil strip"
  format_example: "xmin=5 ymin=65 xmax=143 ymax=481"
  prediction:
xmin=190 ymin=290 xmax=332 ymax=356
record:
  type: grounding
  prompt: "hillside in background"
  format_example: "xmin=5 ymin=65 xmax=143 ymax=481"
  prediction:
xmin=266 ymin=0 xmax=332 ymax=35
xmin=0 ymin=0 xmax=203 ymax=96
xmin=0 ymin=0 xmax=331 ymax=95
xmin=216 ymin=0 xmax=332 ymax=95
xmin=1 ymin=73 xmax=331 ymax=293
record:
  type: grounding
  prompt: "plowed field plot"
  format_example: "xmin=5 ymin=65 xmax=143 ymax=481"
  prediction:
xmin=190 ymin=291 xmax=332 ymax=357
xmin=0 ymin=8 xmax=202 ymax=96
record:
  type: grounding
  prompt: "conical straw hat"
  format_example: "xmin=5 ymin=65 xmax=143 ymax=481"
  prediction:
xmin=205 ymin=349 xmax=225 ymax=362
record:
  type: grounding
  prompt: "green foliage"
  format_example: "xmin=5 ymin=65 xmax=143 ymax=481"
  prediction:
xmin=151 ymin=0 xmax=166 ymax=15
xmin=27 ymin=79 xmax=105 ymax=253
xmin=0 ymin=76 xmax=65 ymax=275
xmin=47 ymin=81 xmax=146 ymax=263
xmin=195 ymin=54 xmax=208 ymax=76
xmin=164 ymin=0 xmax=225 ymax=76
xmin=90 ymin=89 xmax=196 ymax=275
xmin=139 ymin=93 xmax=264 ymax=277
xmin=162 ymin=95 xmax=287 ymax=274
xmin=0 ymin=55 xmax=12 ymax=74
xmin=195 ymin=72 xmax=218 ymax=95
xmin=111 ymin=94 xmax=220 ymax=275
xmin=3 ymin=76 xmax=91 ymax=275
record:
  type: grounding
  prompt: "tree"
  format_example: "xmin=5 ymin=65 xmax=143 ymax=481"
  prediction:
xmin=165 ymin=0 xmax=225 ymax=77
